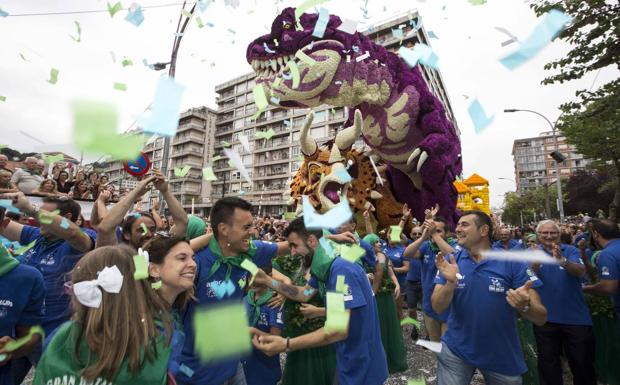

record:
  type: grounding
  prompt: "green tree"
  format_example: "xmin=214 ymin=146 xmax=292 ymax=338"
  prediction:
xmin=501 ymin=187 xmax=558 ymax=226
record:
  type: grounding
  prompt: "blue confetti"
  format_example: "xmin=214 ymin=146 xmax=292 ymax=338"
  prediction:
xmin=428 ymin=30 xmax=438 ymax=39
xmin=467 ymin=98 xmax=494 ymax=133
xmin=351 ymin=45 xmax=359 ymax=53
xmin=270 ymin=96 xmax=280 ymax=104
xmin=60 ymin=218 xmax=70 ymax=229
xmin=263 ymin=42 xmax=276 ymax=54
xmin=125 ymin=4 xmax=145 ymax=27
xmin=303 ymin=289 xmax=315 ymax=296
xmin=0 ymin=200 xmax=20 ymax=214
xmin=312 ymin=7 xmax=329 ymax=38
xmin=138 ymin=77 xmax=186 ymax=137
xmin=179 ymin=364 xmax=194 ymax=378
xmin=398 ymin=44 xmax=439 ymax=69
xmin=333 ymin=168 xmax=352 ymax=183
xmin=0 ymin=8 xmax=8 ymax=17
xmin=391 ymin=28 xmax=404 ymax=39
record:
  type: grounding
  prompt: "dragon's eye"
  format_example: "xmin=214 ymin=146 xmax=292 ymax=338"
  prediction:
xmin=283 ymin=23 xmax=292 ymax=30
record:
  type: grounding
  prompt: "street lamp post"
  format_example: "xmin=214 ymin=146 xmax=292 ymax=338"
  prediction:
xmin=504 ymin=109 xmax=565 ymax=223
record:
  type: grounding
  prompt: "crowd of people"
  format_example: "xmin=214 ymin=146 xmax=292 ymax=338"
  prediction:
xmin=0 ymin=154 xmax=122 ymax=201
xmin=0 ymin=165 xmax=619 ymax=385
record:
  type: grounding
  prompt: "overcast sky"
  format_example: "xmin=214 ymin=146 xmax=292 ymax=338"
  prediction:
xmin=0 ymin=0 xmax=617 ymax=209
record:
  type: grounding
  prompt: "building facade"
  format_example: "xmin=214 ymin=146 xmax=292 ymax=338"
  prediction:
xmin=207 ymin=10 xmax=459 ymax=216
xmin=512 ymin=131 xmax=590 ymax=194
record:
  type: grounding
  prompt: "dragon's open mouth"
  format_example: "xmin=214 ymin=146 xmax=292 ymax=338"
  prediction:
xmin=250 ymin=55 xmax=295 ymax=81
xmin=323 ymin=181 xmax=345 ymax=204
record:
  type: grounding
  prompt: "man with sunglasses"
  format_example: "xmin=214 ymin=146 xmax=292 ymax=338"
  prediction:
xmin=0 ymin=192 xmax=96 ymax=383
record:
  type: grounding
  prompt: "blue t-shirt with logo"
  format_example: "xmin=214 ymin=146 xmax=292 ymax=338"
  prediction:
xmin=418 ymin=240 xmax=459 ymax=322
xmin=242 ymin=293 xmax=285 ymax=385
xmin=0 ymin=263 xmax=45 ymax=385
xmin=536 ymin=244 xmax=591 ymax=326
xmin=435 ymin=248 xmax=542 ymax=376
xmin=309 ymin=257 xmax=388 ymax=385
xmin=177 ymin=240 xmax=278 ymax=385
xmin=383 ymin=243 xmax=407 ymax=288
xmin=597 ymin=239 xmax=620 ymax=316
xmin=19 ymin=225 xmax=96 ymax=336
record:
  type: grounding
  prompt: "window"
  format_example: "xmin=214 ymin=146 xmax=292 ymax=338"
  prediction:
xmin=235 ymin=107 xmax=245 ymax=117
xmin=234 ymin=119 xmax=244 ymax=129
xmin=237 ymin=82 xmax=247 ymax=92
xmin=314 ymin=110 xmax=327 ymax=123
xmin=310 ymin=127 xmax=325 ymax=139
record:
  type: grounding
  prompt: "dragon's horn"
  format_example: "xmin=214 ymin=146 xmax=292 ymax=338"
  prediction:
xmin=300 ymin=111 xmax=318 ymax=156
xmin=335 ymin=109 xmax=363 ymax=150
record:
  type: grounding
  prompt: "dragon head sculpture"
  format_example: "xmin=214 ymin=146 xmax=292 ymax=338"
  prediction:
xmin=247 ymin=7 xmax=463 ymax=227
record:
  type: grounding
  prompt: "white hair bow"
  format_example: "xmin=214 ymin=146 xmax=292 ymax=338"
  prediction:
xmin=73 ymin=265 xmax=124 ymax=308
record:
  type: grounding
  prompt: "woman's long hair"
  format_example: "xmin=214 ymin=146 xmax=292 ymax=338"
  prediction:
xmin=70 ymin=245 xmax=171 ymax=381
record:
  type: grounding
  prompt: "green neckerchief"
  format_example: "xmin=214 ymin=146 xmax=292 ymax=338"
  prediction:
xmin=0 ymin=244 xmax=19 ymax=277
xmin=246 ymin=289 xmax=274 ymax=327
xmin=310 ymin=245 xmax=336 ymax=298
xmin=33 ymin=321 xmax=169 ymax=385
xmin=429 ymin=237 xmax=456 ymax=253
xmin=206 ymin=237 xmax=257 ymax=281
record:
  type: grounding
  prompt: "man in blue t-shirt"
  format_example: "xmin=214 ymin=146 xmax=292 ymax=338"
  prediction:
xmin=0 ymin=193 xmax=96 ymax=384
xmin=584 ymin=219 xmax=620 ymax=319
xmin=492 ymin=227 xmax=524 ymax=250
xmin=432 ymin=210 xmax=547 ymax=385
xmin=177 ymin=197 xmax=289 ymax=385
xmin=251 ymin=218 xmax=388 ymax=385
xmin=404 ymin=215 xmax=458 ymax=342
xmin=0 ymin=207 xmax=45 ymax=385
xmin=532 ymin=220 xmax=596 ymax=385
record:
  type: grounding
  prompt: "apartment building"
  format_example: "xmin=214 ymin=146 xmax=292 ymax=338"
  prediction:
xmin=512 ymin=131 xmax=590 ymax=194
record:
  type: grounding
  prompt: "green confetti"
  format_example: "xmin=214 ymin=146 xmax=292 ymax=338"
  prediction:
xmin=221 ymin=141 xmax=232 ymax=148
xmin=400 ymin=316 xmax=420 ymax=328
xmin=113 ymin=82 xmax=127 ymax=91
xmin=408 ymin=379 xmax=426 ymax=385
xmin=339 ymin=244 xmax=365 ymax=263
xmin=4 ymin=326 xmax=45 ymax=352
xmin=72 ymin=100 xmax=143 ymax=160
xmin=0 ymin=96 xmax=5 ymax=102
xmin=195 ymin=16 xmax=205 ymax=28
xmin=174 ymin=165 xmax=191 ymax=177
xmin=151 ymin=280 xmax=162 ymax=289
xmin=193 ymin=302 xmax=252 ymax=362
xmin=468 ymin=0 xmax=486 ymax=4
xmin=255 ymin=128 xmax=275 ymax=140
xmin=335 ymin=275 xmax=346 ymax=293
xmin=288 ymin=61 xmax=301 ymax=89
xmin=13 ymin=240 xmax=36 ymax=256
xmin=181 ymin=9 xmax=193 ymax=19
xmin=42 ymin=153 xmax=64 ymax=164
xmin=240 ymin=259 xmax=258 ymax=285
xmin=107 ymin=1 xmax=123 ymax=18
xmin=324 ymin=292 xmax=348 ymax=333
xmin=295 ymin=50 xmax=316 ymax=66
xmin=252 ymin=84 xmax=269 ymax=112
xmin=212 ymin=155 xmax=222 ymax=162
xmin=202 ymin=167 xmax=217 ymax=181
xmin=133 ymin=254 xmax=149 ymax=280
xmin=47 ymin=68 xmax=59 ymax=84
xmin=121 ymin=58 xmax=133 ymax=67
xmin=140 ymin=222 xmax=148 ymax=235
xmin=38 ymin=209 xmax=60 ymax=225
xmin=238 ymin=277 xmax=247 ymax=289
xmin=69 ymin=20 xmax=81 ymax=42
xmin=390 ymin=225 xmax=402 ymax=243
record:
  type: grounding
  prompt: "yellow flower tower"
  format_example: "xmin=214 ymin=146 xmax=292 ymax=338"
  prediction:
xmin=453 ymin=173 xmax=490 ymax=215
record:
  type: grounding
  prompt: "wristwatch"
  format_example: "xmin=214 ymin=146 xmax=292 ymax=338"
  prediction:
xmin=285 ymin=337 xmax=291 ymax=353
xmin=560 ymin=257 xmax=568 ymax=267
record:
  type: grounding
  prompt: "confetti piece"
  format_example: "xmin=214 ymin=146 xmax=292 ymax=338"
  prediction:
xmin=408 ymin=378 xmax=426 ymax=385
xmin=47 ymin=68 xmax=59 ymax=84
xmin=294 ymin=0 xmax=330 ymax=29
xmin=335 ymin=275 xmax=346 ymax=293
xmin=325 ymin=292 xmax=348 ymax=332
xmin=69 ymin=21 xmax=82 ymax=42
xmin=193 ymin=302 xmax=251 ymax=362
xmin=151 ymin=280 xmax=162 ymax=289
xmin=140 ymin=222 xmax=148 ymax=235
xmin=121 ymin=58 xmax=133 ymax=67
xmin=227 ymin=28 xmax=236 ymax=34
xmin=19 ymin=53 xmax=29 ymax=62
xmin=38 ymin=210 xmax=60 ymax=225
xmin=125 ymin=3 xmax=144 ymax=26
xmin=390 ymin=226 xmax=402 ymax=243
xmin=255 ymin=129 xmax=275 ymax=140
xmin=107 ymin=1 xmax=123 ymax=18
xmin=4 ymin=326 xmax=44 ymax=352
xmin=500 ymin=10 xmax=572 ymax=70
xmin=174 ymin=165 xmax=191 ymax=177
xmin=73 ymin=100 xmax=143 ymax=160
xmin=133 ymin=254 xmax=149 ymax=280
xmin=400 ymin=316 xmax=420 ymax=328
xmin=138 ymin=77 xmax=185 ymax=137
xmin=212 ymin=155 xmax=222 ymax=162
xmin=337 ymin=18 xmax=358 ymax=34
xmin=0 ymin=199 xmax=20 ymax=214
xmin=288 ymin=61 xmax=301 ymax=89
xmin=252 ymin=84 xmax=269 ymax=112
xmin=340 ymin=244 xmax=366 ymax=263
xmin=42 ymin=153 xmax=64 ymax=164
xmin=113 ymin=82 xmax=127 ymax=91
xmin=195 ymin=16 xmax=204 ymax=28
xmin=391 ymin=28 xmax=404 ymax=39
xmin=0 ymin=9 xmax=8 ymax=17
xmin=263 ymin=42 xmax=276 ymax=54
xmin=302 ymin=195 xmax=352 ymax=230
xmin=481 ymin=249 xmax=559 ymax=264
xmin=13 ymin=240 xmax=36 ymax=256
xmin=270 ymin=96 xmax=280 ymax=105
xmin=223 ymin=148 xmax=252 ymax=184
xmin=197 ymin=0 xmax=211 ymax=12
xmin=398 ymin=44 xmax=438 ymax=69
xmin=312 ymin=7 xmax=329 ymax=38
xmin=494 ymin=26 xmax=519 ymax=46
xmin=355 ymin=51 xmax=370 ymax=62
xmin=294 ymin=50 xmax=317 ymax=66
xmin=238 ymin=277 xmax=246 ymax=288
xmin=202 ymin=167 xmax=217 ymax=181
xmin=416 ymin=339 xmax=442 ymax=353
xmin=181 ymin=9 xmax=193 ymax=19
xmin=221 ymin=141 xmax=232 ymax=147
xmin=0 ymin=96 xmax=5 ymax=102
xmin=468 ymin=0 xmax=486 ymax=4
xmin=467 ymin=98 xmax=494 ymax=133
xmin=240 ymin=259 xmax=259 ymax=285
xmin=333 ymin=168 xmax=352 ymax=183
xmin=238 ymin=134 xmax=251 ymax=152
xmin=427 ymin=30 xmax=438 ymax=39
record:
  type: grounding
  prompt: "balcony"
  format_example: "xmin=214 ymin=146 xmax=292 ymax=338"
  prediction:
xmin=253 ymin=172 xmax=290 ymax=181
xmin=177 ymin=121 xmax=204 ymax=133
xmin=254 ymin=157 xmax=290 ymax=166
xmin=171 ymin=159 xmax=203 ymax=169
xmin=170 ymin=148 xmax=204 ymax=158
xmin=254 ymin=140 xmax=291 ymax=152
xmin=216 ymin=113 xmax=235 ymax=123
xmin=173 ymin=133 xmax=205 ymax=145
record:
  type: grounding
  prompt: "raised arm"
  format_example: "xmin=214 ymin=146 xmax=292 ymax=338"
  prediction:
xmin=431 ymin=252 xmax=458 ymax=314
xmin=363 ymin=206 xmax=374 ymax=235
xmin=398 ymin=203 xmax=412 ymax=230
xmin=152 ymin=170 xmax=188 ymax=238
xmin=90 ymin=190 xmax=111 ymax=231
xmin=403 ymin=227 xmax=430 ymax=258
xmin=150 ymin=199 xmax=164 ymax=230
xmin=253 ymin=268 xmax=317 ymax=303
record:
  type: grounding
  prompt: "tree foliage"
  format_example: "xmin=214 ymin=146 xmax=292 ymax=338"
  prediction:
xmin=564 ymin=169 xmax=614 ymax=216
xmin=531 ymin=0 xmax=620 ymax=86
xmin=501 ymin=186 xmax=559 ymax=226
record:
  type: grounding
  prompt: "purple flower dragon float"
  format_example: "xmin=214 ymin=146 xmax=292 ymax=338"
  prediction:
xmin=246 ymin=7 xmax=462 ymax=227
